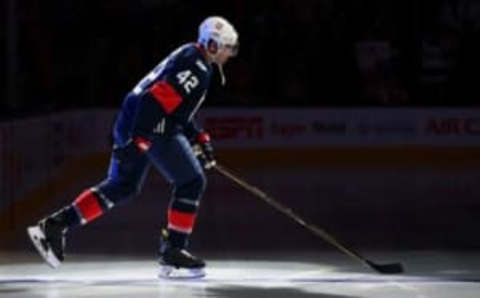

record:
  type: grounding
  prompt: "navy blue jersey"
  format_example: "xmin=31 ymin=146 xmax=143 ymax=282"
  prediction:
xmin=114 ymin=43 xmax=213 ymax=145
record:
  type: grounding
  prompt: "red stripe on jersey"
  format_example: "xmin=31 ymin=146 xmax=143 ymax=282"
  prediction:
xmin=168 ymin=209 xmax=197 ymax=233
xmin=149 ymin=81 xmax=183 ymax=114
xmin=73 ymin=189 xmax=103 ymax=223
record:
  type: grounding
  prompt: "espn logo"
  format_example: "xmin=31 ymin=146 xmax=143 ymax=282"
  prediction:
xmin=204 ymin=117 xmax=264 ymax=140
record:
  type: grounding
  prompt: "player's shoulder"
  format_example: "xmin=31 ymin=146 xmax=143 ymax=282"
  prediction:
xmin=173 ymin=43 xmax=211 ymax=72
xmin=178 ymin=43 xmax=204 ymax=59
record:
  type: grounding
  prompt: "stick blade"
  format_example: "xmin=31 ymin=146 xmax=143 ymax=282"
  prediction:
xmin=366 ymin=260 xmax=404 ymax=274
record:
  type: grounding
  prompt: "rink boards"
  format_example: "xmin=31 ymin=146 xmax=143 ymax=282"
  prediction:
xmin=1 ymin=108 xmax=479 ymax=252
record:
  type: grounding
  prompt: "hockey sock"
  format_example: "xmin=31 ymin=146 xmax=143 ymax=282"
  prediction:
xmin=167 ymin=208 xmax=197 ymax=248
xmin=72 ymin=188 xmax=108 ymax=225
xmin=167 ymin=176 xmax=204 ymax=249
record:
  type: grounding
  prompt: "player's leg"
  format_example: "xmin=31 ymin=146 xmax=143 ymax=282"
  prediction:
xmin=27 ymin=143 xmax=150 ymax=268
xmin=146 ymin=133 xmax=207 ymax=277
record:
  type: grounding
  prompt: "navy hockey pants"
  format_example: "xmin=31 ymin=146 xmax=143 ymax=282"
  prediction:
xmin=97 ymin=133 xmax=206 ymax=208
xmin=68 ymin=132 xmax=206 ymax=248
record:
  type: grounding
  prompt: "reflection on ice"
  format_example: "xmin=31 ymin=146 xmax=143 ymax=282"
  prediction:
xmin=1 ymin=252 xmax=480 ymax=298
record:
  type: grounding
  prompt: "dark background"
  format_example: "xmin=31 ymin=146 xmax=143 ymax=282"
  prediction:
xmin=2 ymin=1 xmax=480 ymax=255
xmin=3 ymin=0 xmax=480 ymax=120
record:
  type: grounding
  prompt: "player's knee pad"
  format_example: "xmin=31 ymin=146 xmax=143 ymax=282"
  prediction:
xmin=96 ymin=179 xmax=140 ymax=205
xmin=72 ymin=188 xmax=111 ymax=224
xmin=174 ymin=173 xmax=206 ymax=202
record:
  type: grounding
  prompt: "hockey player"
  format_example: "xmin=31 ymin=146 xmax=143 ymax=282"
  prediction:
xmin=27 ymin=16 xmax=239 ymax=278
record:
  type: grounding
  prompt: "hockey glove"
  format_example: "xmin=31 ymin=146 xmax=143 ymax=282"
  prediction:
xmin=113 ymin=137 xmax=152 ymax=162
xmin=193 ymin=132 xmax=216 ymax=170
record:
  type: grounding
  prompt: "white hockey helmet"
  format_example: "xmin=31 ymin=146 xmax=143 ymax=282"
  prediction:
xmin=198 ymin=16 xmax=239 ymax=57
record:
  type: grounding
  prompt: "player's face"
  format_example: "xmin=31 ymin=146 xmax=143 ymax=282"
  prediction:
xmin=215 ymin=44 xmax=238 ymax=65
xmin=215 ymin=49 xmax=231 ymax=65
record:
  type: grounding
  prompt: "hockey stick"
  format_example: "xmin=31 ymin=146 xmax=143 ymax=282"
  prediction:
xmin=213 ymin=163 xmax=404 ymax=274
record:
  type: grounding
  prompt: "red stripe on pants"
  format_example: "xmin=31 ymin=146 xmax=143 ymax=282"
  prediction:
xmin=168 ymin=209 xmax=196 ymax=233
xmin=73 ymin=189 xmax=103 ymax=223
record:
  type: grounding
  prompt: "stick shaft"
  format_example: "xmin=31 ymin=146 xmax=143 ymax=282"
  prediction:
xmin=214 ymin=163 xmax=369 ymax=266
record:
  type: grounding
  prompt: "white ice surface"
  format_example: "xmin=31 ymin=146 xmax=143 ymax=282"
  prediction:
xmin=1 ymin=251 xmax=480 ymax=298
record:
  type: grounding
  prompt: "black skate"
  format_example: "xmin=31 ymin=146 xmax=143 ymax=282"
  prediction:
xmin=27 ymin=217 xmax=66 ymax=269
xmin=158 ymin=230 xmax=206 ymax=279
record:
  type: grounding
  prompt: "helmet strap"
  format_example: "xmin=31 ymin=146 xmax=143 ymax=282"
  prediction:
xmin=204 ymin=39 xmax=226 ymax=85
xmin=217 ymin=63 xmax=226 ymax=86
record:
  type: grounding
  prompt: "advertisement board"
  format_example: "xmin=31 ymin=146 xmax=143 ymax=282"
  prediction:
xmin=198 ymin=108 xmax=480 ymax=147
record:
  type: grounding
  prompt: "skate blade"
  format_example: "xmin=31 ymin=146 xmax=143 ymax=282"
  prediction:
xmin=27 ymin=226 xmax=61 ymax=269
xmin=158 ymin=265 xmax=206 ymax=279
